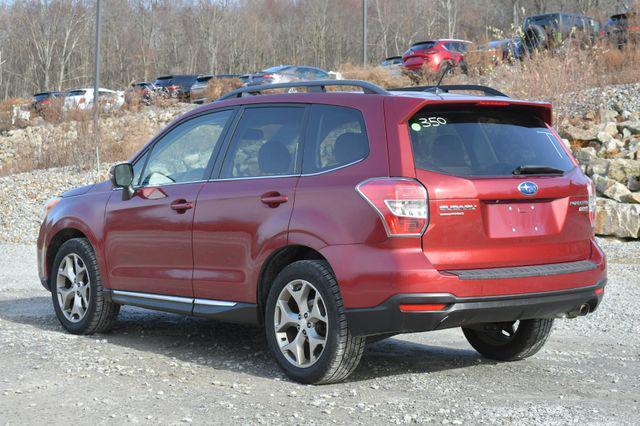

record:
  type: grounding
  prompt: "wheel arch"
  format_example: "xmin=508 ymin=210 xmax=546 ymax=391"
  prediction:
xmin=46 ymin=227 xmax=90 ymax=286
xmin=257 ymin=244 xmax=331 ymax=322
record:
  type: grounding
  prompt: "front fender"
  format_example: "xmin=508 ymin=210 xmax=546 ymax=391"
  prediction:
xmin=38 ymin=190 xmax=110 ymax=289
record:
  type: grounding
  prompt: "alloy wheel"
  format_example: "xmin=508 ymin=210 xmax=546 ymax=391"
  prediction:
xmin=56 ymin=253 xmax=90 ymax=323
xmin=273 ymin=279 xmax=328 ymax=368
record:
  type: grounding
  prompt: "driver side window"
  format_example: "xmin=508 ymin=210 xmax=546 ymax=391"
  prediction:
xmin=139 ymin=110 xmax=233 ymax=186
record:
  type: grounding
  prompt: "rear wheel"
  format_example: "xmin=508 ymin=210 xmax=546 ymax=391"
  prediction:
xmin=462 ymin=319 xmax=553 ymax=361
xmin=265 ymin=260 xmax=365 ymax=384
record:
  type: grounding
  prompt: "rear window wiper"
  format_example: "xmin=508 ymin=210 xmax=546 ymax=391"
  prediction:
xmin=512 ymin=165 xmax=565 ymax=175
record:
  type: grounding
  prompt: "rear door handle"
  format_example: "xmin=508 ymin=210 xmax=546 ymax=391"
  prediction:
xmin=170 ymin=199 xmax=193 ymax=212
xmin=261 ymin=192 xmax=289 ymax=207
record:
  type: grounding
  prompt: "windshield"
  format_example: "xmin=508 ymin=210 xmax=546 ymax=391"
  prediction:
xmin=154 ymin=77 xmax=172 ymax=86
xmin=408 ymin=109 xmax=574 ymax=177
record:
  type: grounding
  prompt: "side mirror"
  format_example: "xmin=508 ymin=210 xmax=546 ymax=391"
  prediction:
xmin=109 ymin=162 xmax=134 ymax=200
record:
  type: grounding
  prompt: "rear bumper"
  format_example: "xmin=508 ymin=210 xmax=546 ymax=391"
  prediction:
xmin=346 ymin=279 xmax=606 ymax=336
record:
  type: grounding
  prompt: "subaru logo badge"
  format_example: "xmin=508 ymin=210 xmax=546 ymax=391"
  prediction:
xmin=518 ymin=181 xmax=538 ymax=196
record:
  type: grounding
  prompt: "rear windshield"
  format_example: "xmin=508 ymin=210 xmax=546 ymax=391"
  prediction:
xmin=196 ymin=75 xmax=212 ymax=83
xmin=408 ymin=109 xmax=574 ymax=177
xmin=407 ymin=42 xmax=436 ymax=53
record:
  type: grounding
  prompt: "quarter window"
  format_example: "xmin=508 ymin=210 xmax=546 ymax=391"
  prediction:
xmin=219 ymin=107 xmax=305 ymax=178
xmin=303 ymin=105 xmax=369 ymax=173
xmin=139 ymin=110 xmax=233 ymax=186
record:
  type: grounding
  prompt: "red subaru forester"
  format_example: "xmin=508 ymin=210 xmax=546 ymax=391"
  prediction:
xmin=38 ymin=80 xmax=606 ymax=384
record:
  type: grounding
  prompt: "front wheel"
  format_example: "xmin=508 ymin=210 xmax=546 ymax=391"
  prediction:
xmin=51 ymin=238 xmax=120 ymax=335
xmin=265 ymin=260 xmax=365 ymax=384
xmin=462 ymin=319 xmax=553 ymax=361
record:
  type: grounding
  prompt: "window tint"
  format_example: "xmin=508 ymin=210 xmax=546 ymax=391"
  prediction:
xmin=139 ymin=110 xmax=232 ymax=186
xmin=303 ymin=105 xmax=368 ymax=174
xmin=408 ymin=109 xmax=574 ymax=177
xmin=220 ymin=107 xmax=305 ymax=178
xmin=132 ymin=150 xmax=149 ymax=187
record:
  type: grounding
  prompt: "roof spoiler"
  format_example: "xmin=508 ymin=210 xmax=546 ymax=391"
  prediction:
xmin=390 ymin=84 xmax=509 ymax=97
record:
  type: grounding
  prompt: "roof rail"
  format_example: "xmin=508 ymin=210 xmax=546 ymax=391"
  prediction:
xmin=217 ymin=80 xmax=389 ymax=101
xmin=390 ymin=84 xmax=509 ymax=97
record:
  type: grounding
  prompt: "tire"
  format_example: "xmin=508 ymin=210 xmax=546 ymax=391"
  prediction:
xmin=50 ymin=238 xmax=120 ymax=335
xmin=265 ymin=260 xmax=365 ymax=384
xmin=523 ymin=24 xmax=547 ymax=53
xmin=462 ymin=319 xmax=553 ymax=361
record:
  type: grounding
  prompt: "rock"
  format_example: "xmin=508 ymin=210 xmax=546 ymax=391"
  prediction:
xmin=623 ymin=128 xmax=632 ymax=139
xmin=607 ymin=159 xmax=640 ymax=183
xmin=599 ymin=108 xmax=618 ymax=123
xmin=622 ymin=193 xmax=640 ymax=204
xmin=602 ymin=122 xmax=619 ymax=137
xmin=628 ymin=176 xmax=640 ymax=192
xmin=574 ymin=147 xmax=597 ymax=165
xmin=597 ymin=131 xmax=613 ymax=143
xmin=595 ymin=198 xmax=640 ymax=238
xmin=586 ymin=158 xmax=610 ymax=176
xmin=617 ymin=120 xmax=640 ymax=135
xmin=593 ymin=175 xmax=631 ymax=201
xmin=561 ymin=125 xmax=598 ymax=141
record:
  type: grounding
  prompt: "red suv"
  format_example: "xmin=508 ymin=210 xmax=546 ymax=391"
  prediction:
xmin=38 ymin=80 xmax=606 ymax=384
xmin=402 ymin=39 xmax=471 ymax=72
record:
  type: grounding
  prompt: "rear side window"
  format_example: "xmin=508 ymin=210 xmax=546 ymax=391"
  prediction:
xmin=408 ymin=109 xmax=574 ymax=177
xmin=67 ymin=90 xmax=86 ymax=96
xmin=220 ymin=107 xmax=305 ymax=178
xmin=303 ymin=105 xmax=368 ymax=174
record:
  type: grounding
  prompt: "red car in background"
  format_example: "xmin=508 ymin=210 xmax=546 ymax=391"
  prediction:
xmin=402 ymin=39 xmax=472 ymax=72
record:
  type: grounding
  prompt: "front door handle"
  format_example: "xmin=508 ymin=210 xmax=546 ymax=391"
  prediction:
xmin=260 ymin=192 xmax=289 ymax=207
xmin=170 ymin=199 xmax=193 ymax=212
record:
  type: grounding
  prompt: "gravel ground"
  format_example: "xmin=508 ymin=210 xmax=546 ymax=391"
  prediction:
xmin=0 ymin=238 xmax=638 ymax=425
xmin=556 ymin=83 xmax=640 ymax=117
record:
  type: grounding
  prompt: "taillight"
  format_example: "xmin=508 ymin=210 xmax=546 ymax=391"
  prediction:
xmin=41 ymin=99 xmax=50 ymax=105
xmin=356 ymin=177 xmax=429 ymax=237
xmin=167 ymin=85 xmax=179 ymax=90
xmin=587 ymin=178 xmax=596 ymax=231
xmin=262 ymin=74 xmax=274 ymax=79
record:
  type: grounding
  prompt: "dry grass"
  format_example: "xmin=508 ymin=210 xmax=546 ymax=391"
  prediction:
xmin=0 ymin=112 xmax=155 ymax=176
xmin=204 ymin=77 xmax=245 ymax=101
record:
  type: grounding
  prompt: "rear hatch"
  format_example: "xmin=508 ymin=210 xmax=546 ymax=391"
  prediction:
xmin=406 ymin=105 xmax=593 ymax=270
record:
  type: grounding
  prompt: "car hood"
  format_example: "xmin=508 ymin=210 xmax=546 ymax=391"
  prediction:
xmin=61 ymin=183 xmax=96 ymax=198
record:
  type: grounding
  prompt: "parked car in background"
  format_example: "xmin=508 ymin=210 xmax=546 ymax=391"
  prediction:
xmin=402 ymin=39 xmax=472 ymax=72
xmin=381 ymin=56 xmax=402 ymax=67
xmin=189 ymin=74 xmax=244 ymax=103
xmin=477 ymin=38 xmax=525 ymax=62
xmin=522 ymin=12 xmax=601 ymax=50
xmin=246 ymin=65 xmax=333 ymax=86
xmin=154 ymin=75 xmax=199 ymax=101
xmin=380 ymin=56 xmax=403 ymax=76
xmin=31 ymin=91 xmax=66 ymax=115
xmin=125 ymin=82 xmax=157 ymax=105
xmin=604 ymin=12 xmax=639 ymax=48
xmin=63 ymin=88 xmax=124 ymax=112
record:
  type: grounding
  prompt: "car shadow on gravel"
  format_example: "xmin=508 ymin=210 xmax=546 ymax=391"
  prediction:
xmin=0 ymin=296 xmax=485 ymax=382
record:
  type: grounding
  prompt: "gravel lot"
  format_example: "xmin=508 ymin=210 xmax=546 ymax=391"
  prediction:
xmin=0 ymin=238 xmax=638 ymax=425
